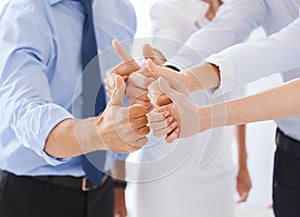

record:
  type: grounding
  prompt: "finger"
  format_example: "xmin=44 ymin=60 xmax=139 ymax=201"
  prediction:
xmin=129 ymin=98 xmax=151 ymax=108
xmin=157 ymin=95 xmax=172 ymax=106
xmin=147 ymin=111 xmax=170 ymax=122
xmin=135 ymin=136 xmax=149 ymax=148
xmin=148 ymin=80 xmax=164 ymax=107
xmin=127 ymin=84 xmax=149 ymax=101
xmin=136 ymin=126 xmax=150 ymax=136
xmin=237 ymin=192 xmax=249 ymax=203
xmin=122 ymin=75 xmax=128 ymax=82
xmin=129 ymin=104 xmax=148 ymax=119
xmin=143 ymin=44 xmax=162 ymax=65
xmin=104 ymin=76 xmax=115 ymax=98
xmin=132 ymin=116 xmax=148 ymax=128
xmin=129 ymin=72 xmax=155 ymax=89
xmin=112 ymin=39 xmax=133 ymax=62
xmin=165 ymin=128 xmax=180 ymax=143
xmin=149 ymin=116 xmax=174 ymax=131
xmin=145 ymin=59 xmax=176 ymax=79
xmin=158 ymin=77 xmax=185 ymax=102
xmin=116 ymin=61 xmax=140 ymax=76
xmin=109 ymin=75 xmax=126 ymax=106
xmin=147 ymin=105 xmax=154 ymax=113
xmin=153 ymin=121 xmax=177 ymax=138
xmin=121 ymin=210 xmax=128 ymax=217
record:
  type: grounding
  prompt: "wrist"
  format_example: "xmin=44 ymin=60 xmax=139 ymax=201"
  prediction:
xmin=238 ymin=156 xmax=248 ymax=170
xmin=183 ymin=70 xmax=202 ymax=93
xmin=74 ymin=117 xmax=105 ymax=154
xmin=198 ymin=106 xmax=212 ymax=133
xmin=184 ymin=62 xmax=221 ymax=92
xmin=113 ymin=179 xmax=127 ymax=189
xmin=238 ymin=162 xmax=249 ymax=172
xmin=199 ymin=103 xmax=228 ymax=132
xmin=45 ymin=119 xmax=84 ymax=158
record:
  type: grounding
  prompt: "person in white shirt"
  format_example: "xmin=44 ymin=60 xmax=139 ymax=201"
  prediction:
xmin=144 ymin=5 xmax=300 ymax=217
xmin=107 ymin=0 xmax=300 ymax=216
xmin=120 ymin=1 xmax=252 ymax=217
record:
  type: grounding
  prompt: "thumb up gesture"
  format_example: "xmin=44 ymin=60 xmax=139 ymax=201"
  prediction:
xmin=96 ymin=75 xmax=150 ymax=152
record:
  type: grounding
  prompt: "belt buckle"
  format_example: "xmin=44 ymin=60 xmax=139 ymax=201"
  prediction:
xmin=81 ymin=177 xmax=91 ymax=192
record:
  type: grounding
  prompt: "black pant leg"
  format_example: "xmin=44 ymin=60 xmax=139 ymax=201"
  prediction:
xmin=87 ymin=177 xmax=114 ymax=217
xmin=0 ymin=172 xmax=86 ymax=217
xmin=273 ymin=147 xmax=300 ymax=217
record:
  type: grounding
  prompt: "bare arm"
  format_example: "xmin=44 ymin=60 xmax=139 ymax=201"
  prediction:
xmin=45 ymin=76 xmax=149 ymax=158
xmin=147 ymin=77 xmax=300 ymax=142
xmin=200 ymin=79 xmax=300 ymax=130
xmin=111 ymin=159 xmax=128 ymax=217
xmin=235 ymin=124 xmax=252 ymax=203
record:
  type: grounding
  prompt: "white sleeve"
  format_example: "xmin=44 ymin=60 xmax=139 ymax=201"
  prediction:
xmin=167 ymin=0 xmax=267 ymax=69
xmin=206 ymin=16 xmax=300 ymax=96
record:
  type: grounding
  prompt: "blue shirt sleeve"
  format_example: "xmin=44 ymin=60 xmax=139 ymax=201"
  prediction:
xmin=0 ymin=3 xmax=74 ymax=166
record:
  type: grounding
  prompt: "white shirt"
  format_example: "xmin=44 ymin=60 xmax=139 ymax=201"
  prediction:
xmin=168 ymin=0 xmax=299 ymax=69
xmin=161 ymin=0 xmax=300 ymax=141
xmin=206 ymin=15 xmax=300 ymax=141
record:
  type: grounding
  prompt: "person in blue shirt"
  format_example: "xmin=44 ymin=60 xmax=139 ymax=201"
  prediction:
xmin=0 ymin=0 xmax=149 ymax=217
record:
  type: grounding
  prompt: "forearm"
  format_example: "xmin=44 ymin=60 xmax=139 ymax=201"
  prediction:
xmin=45 ymin=117 xmax=104 ymax=159
xmin=183 ymin=62 xmax=220 ymax=92
xmin=111 ymin=159 xmax=126 ymax=181
xmin=235 ymin=124 xmax=247 ymax=168
xmin=200 ymin=79 xmax=300 ymax=129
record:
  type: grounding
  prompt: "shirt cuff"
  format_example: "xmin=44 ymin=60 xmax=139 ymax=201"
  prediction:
xmin=166 ymin=48 xmax=206 ymax=71
xmin=32 ymin=104 xmax=74 ymax=166
xmin=205 ymin=53 xmax=236 ymax=98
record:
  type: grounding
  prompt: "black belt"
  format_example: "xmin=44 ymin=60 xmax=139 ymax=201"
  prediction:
xmin=0 ymin=170 xmax=109 ymax=192
xmin=276 ymin=128 xmax=300 ymax=158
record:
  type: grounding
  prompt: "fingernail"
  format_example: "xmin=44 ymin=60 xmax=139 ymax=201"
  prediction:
xmin=168 ymin=116 xmax=173 ymax=123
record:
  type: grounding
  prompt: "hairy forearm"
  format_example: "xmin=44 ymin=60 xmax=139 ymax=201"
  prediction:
xmin=200 ymin=79 xmax=300 ymax=129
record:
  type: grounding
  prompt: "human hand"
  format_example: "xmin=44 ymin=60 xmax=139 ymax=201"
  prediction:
xmin=145 ymin=59 xmax=194 ymax=107
xmin=147 ymin=77 xmax=201 ymax=143
xmin=97 ymin=75 xmax=150 ymax=152
xmin=236 ymin=165 xmax=252 ymax=203
xmin=126 ymin=44 xmax=166 ymax=111
xmin=114 ymin=188 xmax=127 ymax=217
xmin=105 ymin=40 xmax=165 ymax=111
xmin=105 ymin=39 xmax=140 ymax=98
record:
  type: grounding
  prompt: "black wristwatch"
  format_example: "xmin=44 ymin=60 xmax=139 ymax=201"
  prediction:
xmin=165 ymin=65 xmax=180 ymax=72
xmin=113 ymin=180 xmax=127 ymax=189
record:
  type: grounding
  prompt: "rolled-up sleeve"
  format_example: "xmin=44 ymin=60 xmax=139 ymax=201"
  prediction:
xmin=0 ymin=5 xmax=74 ymax=165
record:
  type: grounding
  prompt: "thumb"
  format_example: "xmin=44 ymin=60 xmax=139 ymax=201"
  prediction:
xmin=145 ymin=59 xmax=175 ymax=79
xmin=109 ymin=75 xmax=126 ymax=106
xmin=145 ymin=59 xmax=162 ymax=79
xmin=157 ymin=77 xmax=184 ymax=105
xmin=143 ymin=44 xmax=162 ymax=65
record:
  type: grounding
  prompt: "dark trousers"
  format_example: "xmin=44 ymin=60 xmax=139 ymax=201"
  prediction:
xmin=0 ymin=171 xmax=114 ymax=217
xmin=273 ymin=130 xmax=300 ymax=217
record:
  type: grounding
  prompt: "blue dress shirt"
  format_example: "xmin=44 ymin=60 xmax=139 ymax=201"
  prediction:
xmin=0 ymin=0 xmax=136 ymax=177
